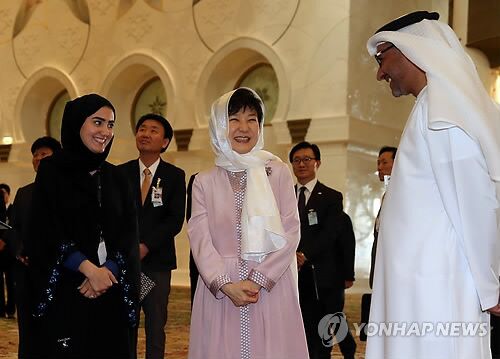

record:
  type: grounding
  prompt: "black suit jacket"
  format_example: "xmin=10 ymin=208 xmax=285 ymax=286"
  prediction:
xmin=0 ymin=193 xmax=6 ymax=223
xmin=5 ymin=183 xmax=34 ymax=258
xmin=297 ymin=181 xmax=355 ymax=289
xmin=0 ymin=188 xmax=9 ymax=268
xmin=119 ymin=158 xmax=186 ymax=272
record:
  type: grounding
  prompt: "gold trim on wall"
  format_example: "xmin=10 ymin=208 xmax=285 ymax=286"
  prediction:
xmin=46 ymin=90 xmax=69 ymax=139
xmin=130 ymin=76 xmax=167 ymax=133
xmin=235 ymin=63 xmax=279 ymax=126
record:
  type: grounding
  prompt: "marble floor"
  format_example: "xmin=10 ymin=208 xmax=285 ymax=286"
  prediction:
xmin=0 ymin=287 xmax=366 ymax=358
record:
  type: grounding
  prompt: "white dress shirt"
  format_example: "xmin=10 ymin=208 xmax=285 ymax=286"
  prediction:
xmin=296 ymin=178 xmax=317 ymax=206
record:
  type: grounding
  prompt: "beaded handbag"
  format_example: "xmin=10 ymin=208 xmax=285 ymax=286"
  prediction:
xmin=140 ymin=272 xmax=156 ymax=302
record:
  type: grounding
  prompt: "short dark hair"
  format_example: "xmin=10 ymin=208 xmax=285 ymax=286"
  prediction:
xmin=31 ymin=136 xmax=62 ymax=155
xmin=228 ymin=88 xmax=264 ymax=124
xmin=289 ymin=141 xmax=321 ymax=163
xmin=379 ymin=146 xmax=397 ymax=159
xmin=135 ymin=113 xmax=173 ymax=153
xmin=0 ymin=183 xmax=10 ymax=195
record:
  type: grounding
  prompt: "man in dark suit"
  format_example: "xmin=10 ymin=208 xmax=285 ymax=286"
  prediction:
xmin=0 ymin=185 xmax=13 ymax=320
xmin=185 ymin=173 xmax=199 ymax=306
xmin=289 ymin=141 xmax=356 ymax=359
xmin=370 ymin=146 xmax=396 ymax=289
xmin=6 ymin=136 xmax=61 ymax=358
xmin=0 ymin=183 xmax=15 ymax=320
xmin=119 ymin=113 xmax=185 ymax=359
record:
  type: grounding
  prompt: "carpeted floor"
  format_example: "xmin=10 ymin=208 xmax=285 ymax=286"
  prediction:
xmin=0 ymin=287 xmax=366 ymax=358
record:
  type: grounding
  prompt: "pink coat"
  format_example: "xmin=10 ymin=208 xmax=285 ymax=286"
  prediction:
xmin=188 ymin=160 xmax=309 ymax=359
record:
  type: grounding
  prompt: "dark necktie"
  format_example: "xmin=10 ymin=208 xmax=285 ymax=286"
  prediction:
xmin=298 ymin=186 xmax=306 ymax=219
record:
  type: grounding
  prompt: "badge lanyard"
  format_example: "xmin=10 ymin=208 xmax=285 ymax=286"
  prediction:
xmin=96 ymin=170 xmax=107 ymax=265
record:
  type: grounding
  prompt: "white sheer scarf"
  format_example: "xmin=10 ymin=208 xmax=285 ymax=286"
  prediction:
xmin=209 ymin=87 xmax=286 ymax=262
xmin=367 ymin=19 xmax=500 ymax=182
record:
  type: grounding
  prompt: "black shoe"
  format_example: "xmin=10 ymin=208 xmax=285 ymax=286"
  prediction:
xmin=6 ymin=313 xmax=15 ymax=319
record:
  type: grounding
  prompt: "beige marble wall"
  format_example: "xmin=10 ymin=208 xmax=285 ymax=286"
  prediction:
xmin=0 ymin=0 xmax=495 ymax=289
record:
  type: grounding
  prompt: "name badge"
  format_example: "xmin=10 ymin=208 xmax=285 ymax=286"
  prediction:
xmin=151 ymin=178 xmax=163 ymax=207
xmin=307 ymin=210 xmax=318 ymax=226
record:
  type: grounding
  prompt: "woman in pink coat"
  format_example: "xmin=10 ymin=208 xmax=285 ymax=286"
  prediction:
xmin=188 ymin=88 xmax=309 ymax=359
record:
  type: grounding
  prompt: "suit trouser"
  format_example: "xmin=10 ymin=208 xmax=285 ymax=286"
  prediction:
xmin=299 ymin=279 xmax=356 ymax=359
xmin=141 ymin=270 xmax=171 ymax=359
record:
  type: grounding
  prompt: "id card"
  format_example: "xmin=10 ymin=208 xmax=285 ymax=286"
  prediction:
xmin=151 ymin=187 xmax=163 ymax=207
xmin=151 ymin=179 xmax=163 ymax=207
xmin=97 ymin=239 xmax=107 ymax=265
xmin=307 ymin=210 xmax=318 ymax=226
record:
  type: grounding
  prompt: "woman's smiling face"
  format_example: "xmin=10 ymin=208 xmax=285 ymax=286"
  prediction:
xmin=79 ymin=106 xmax=115 ymax=154
xmin=228 ymin=107 xmax=260 ymax=154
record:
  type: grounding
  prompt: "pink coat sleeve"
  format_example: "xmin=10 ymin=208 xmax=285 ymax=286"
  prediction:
xmin=187 ymin=173 xmax=231 ymax=298
xmin=248 ymin=162 xmax=300 ymax=291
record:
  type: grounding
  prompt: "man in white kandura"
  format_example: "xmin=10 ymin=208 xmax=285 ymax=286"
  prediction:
xmin=365 ymin=10 xmax=500 ymax=359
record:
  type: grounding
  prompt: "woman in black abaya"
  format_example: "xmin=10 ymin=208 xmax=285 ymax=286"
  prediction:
xmin=26 ymin=94 xmax=140 ymax=359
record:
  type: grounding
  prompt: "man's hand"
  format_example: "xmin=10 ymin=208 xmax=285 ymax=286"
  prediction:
xmin=139 ymin=243 xmax=149 ymax=260
xmin=0 ymin=239 xmax=5 ymax=251
xmin=487 ymin=303 xmax=500 ymax=317
xmin=16 ymin=255 xmax=29 ymax=266
xmin=344 ymin=280 xmax=354 ymax=289
xmin=221 ymin=281 xmax=259 ymax=307
xmin=296 ymin=252 xmax=307 ymax=270
xmin=79 ymin=260 xmax=117 ymax=293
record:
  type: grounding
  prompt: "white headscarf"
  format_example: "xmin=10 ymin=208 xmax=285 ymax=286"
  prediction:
xmin=210 ymin=87 xmax=286 ymax=262
xmin=367 ymin=18 xmax=500 ymax=182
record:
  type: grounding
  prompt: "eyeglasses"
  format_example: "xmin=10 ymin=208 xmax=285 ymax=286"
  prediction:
xmin=374 ymin=44 xmax=395 ymax=65
xmin=292 ymin=157 xmax=316 ymax=165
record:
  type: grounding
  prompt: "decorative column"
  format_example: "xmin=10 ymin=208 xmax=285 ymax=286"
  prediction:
xmin=174 ymin=129 xmax=194 ymax=151
xmin=286 ymin=119 xmax=311 ymax=143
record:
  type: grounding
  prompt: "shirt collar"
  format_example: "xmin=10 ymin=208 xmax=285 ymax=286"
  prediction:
xmin=297 ymin=177 xmax=317 ymax=193
xmin=139 ymin=157 xmax=161 ymax=178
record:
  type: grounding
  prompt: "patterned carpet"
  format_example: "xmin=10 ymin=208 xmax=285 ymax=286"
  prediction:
xmin=0 ymin=287 xmax=366 ymax=358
